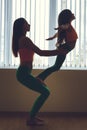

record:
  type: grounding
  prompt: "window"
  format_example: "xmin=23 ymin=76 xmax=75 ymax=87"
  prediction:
xmin=0 ymin=0 xmax=87 ymax=69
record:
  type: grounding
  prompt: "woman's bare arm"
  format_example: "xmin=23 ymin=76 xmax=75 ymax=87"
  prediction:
xmin=24 ymin=37 xmax=68 ymax=56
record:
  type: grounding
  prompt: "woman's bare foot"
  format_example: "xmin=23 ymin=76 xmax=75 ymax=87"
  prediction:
xmin=26 ymin=117 xmax=45 ymax=126
xmin=35 ymin=116 xmax=44 ymax=122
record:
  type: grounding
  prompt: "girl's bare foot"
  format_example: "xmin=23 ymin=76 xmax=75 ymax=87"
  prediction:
xmin=36 ymin=77 xmax=46 ymax=85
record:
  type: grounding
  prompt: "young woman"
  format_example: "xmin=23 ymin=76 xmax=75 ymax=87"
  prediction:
xmin=37 ymin=9 xmax=78 ymax=81
xmin=12 ymin=18 xmax=68 ymax=126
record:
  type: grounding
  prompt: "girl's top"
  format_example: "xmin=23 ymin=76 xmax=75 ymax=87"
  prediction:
xmin=18 ymin=48 xmax=34 ymax=63
xmin=56 ymin=24 xmax=78 ymax=48
xmin=65 ymin=25 xmax=78 ymax=43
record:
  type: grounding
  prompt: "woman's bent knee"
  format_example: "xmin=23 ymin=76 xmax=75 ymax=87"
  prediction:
xmin=43 ymin=87 xmax=50 ymax=98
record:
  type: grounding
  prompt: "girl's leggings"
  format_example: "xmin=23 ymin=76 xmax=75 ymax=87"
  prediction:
xmin=16 ymin=65 xmax=50 ymax=118
xmin=37 ymin=43 xmax=72 ymax=81
xmin=37 ymin=54 xmax=66 ymax=80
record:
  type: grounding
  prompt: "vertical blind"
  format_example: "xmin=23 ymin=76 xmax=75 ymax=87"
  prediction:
xmin=0 ymin=0 xmax=87 ymax=69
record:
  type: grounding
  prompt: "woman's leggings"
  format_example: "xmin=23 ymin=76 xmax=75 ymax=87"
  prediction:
xmin=16 ymin=65 xmax=50 ymax=118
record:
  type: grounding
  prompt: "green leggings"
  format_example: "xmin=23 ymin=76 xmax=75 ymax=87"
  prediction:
xmin=16 ymin=65 xmax=50 ymax=118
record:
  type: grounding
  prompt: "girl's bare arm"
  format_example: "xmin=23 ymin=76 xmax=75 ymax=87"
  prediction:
xmin=46 ymin=32 xmax=58 ymax=40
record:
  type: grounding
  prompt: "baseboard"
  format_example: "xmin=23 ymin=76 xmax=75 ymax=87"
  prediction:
xmin=0 ymin=112 xmax=87 ymax=117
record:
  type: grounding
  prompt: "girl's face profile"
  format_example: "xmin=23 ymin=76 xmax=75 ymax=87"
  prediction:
xmin=71 ymin=13 xmax=75 ymax=21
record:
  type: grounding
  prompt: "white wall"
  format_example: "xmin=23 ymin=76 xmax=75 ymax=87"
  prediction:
xmin=0 ymin=69 xmax=87 ymax=112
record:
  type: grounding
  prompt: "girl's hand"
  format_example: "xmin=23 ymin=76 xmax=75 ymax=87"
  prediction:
xmin=55 ymin=42 xmax=60 ymax=48
xmin=46 ymin=37 xmax=53 ymax=40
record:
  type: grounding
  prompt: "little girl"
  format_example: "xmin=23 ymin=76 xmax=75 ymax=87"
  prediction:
xmin=37 ymin=9 xmax=78 ymax=80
